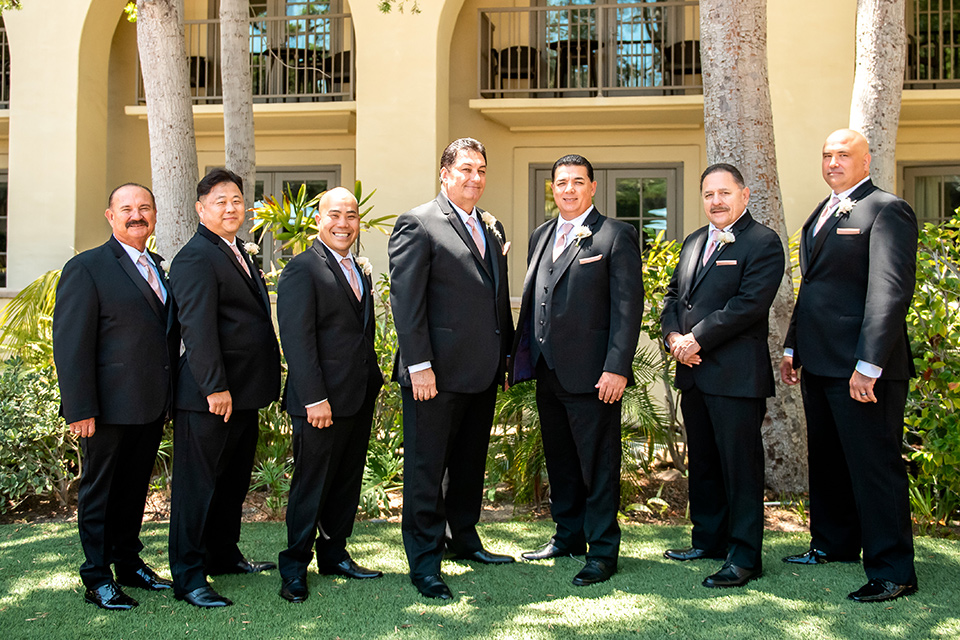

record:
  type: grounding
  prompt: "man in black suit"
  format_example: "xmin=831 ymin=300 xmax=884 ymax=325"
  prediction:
xmin=511 ymin=154 xmax=644 ymax=586
xmin=275 ymin=187 xmax=384 ymax=603
xmin=660 ymin=164 xmax=784 ymax=588
xmin=388 ymin=138 xmax=515 ymax=600
xmin=168 ymin=169 xmax=281 ymax=608
xmin=53 ymin=184 xmax=177 ymax=610
xmin=780 ymin=129 xmax=918 ymax=603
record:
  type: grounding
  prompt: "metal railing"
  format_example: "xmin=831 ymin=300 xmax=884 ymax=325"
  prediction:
xmin=906 ymin=0 xmax=960 ymax=89
xmin=0 ymin=25 xmax=9 ymax=108
xmin=478 ymin=1 xmax=701 ymax=98
xmin=136 ymin=13 xmax=355 ymax=104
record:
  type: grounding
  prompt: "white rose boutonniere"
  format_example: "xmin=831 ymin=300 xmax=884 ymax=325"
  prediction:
xmin=355 ymin=256 xmax=373 ymax=277
xmin=480 ymin=211 xmax=503 ymax=241
xmin=835 ymin=197 xmax=856 ymax=217
xmin=160 ymin=260 xmax=171 ymax=273
xmin=572 ymin=225 xmax=592 ymax=244
xmin=717 ymin=231 xmax=736 ymax=246
xmin=244 ymin=242 xmax=260 ymax=255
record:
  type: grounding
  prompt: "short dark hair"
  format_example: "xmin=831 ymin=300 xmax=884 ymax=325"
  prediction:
xmin=108 ymin=183 xmax=155 ymax=209
xmin=197 ymin=168 xmax=243 ymax=200
xmin=440 ymin=138 xmax=486 ymax=171
xmin=552 ymin=154 xmax=594 ymax=182
xmin=700 ymin=163 xmax=745 ymax=190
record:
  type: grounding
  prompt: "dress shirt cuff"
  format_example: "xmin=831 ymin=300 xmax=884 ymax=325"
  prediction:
xmin=855 ymin=360 xmax=883 ymax=379
xmin=305 ymin=399 xmax=328 ymax=408
xmin=408 ymin=361 xmax=432 ymax=374
xmin=783 ymin=348 xmax=794 ymax=358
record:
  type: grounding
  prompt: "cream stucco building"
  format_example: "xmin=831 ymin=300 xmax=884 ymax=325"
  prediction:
xmin=0 ymin=0 xmax=958 ymax=299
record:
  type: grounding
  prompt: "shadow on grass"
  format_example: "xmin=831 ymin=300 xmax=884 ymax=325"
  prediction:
xmin=0 ymin=521 xmax=957 ymax=639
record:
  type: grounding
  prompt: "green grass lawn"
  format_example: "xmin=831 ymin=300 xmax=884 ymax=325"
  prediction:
xmin=0 ymin=521 xmax=957 ymax=639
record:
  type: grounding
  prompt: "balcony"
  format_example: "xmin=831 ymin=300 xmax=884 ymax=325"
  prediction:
xmin=905 ymin=0 xmax=960 ymax=89
xmin=478 ymin=1 xmax=701 ymax=99
xmin=136 ymin=12 xmax=355 ymax=104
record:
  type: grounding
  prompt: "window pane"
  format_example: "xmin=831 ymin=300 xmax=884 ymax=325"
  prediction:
xmin=944 ymin=175 xmax=960 ymax=221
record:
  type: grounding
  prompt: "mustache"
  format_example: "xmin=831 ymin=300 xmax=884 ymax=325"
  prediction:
xmin=125 ymin=220 xmax=149 ymax=229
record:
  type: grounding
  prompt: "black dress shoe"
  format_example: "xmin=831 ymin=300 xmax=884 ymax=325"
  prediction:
xmin=207 ymin=558 xmax=277 ymax=575
xmin=663 ymin=547 xmax=725 ymax=562
xmin=847 ymin=578 xmax=917 ymax=602
xmin=411 ymin=574 xmax=453 ymax=600
xmin=84 ymin=581 xmax=138 ymax=610
xmin=116 ymin=565 xmax=173 ymax=590
xmin=781 ymin=548 xmax=859 ymax=565
xmin=521 ymin=542 xmax=586 ymax=561
xmin=279 ymin=576 xmax=309 ymax=603
xmin=448 ymin=549 xmax=515 ymax=565
xmin=572 ymin=559 xmax=616 ymax=586
xmin=702 ymin=562 xmax=762 ymax=588
xmin=318 ymin=558 xmax=383 ymax=579
xmin=175 ymin=585 xmax=233 ymax=608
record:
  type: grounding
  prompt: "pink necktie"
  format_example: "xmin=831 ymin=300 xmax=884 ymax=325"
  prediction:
xmin=343 ymin=256 xmax=362 ymax=301
xmin=137 ymin=254 xmax=164 ymax=301
xmin=702 ymin=229 xmax=720 ymax=266
xmin=230 ymin=243 xmax=252 ymax=277
xmin=813 ymin=194 xmax=841 ymax=236
xmin=466 ymin=216 xmax=485 ymax=259
xmin=553 ymin=222 xmax=573 ymax=262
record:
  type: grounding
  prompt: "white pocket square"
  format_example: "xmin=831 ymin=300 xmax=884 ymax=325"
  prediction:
xmin=579 ymin=254 xmax=603 ymax=265
xmin=836 ymin=228 xmax=861 ymax=235
xmin=716 ymin=259 xmax=737 ymax=266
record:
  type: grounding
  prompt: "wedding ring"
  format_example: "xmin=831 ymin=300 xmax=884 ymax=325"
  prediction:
xmin=859 ymin=392 xmax=867 ymax=396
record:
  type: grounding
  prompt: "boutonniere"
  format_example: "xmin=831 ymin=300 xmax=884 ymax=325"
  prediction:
xmin=160 ymin=260 xmax=171 ymax=274
xmin=717 ymin=231 xmax=736 ymax=246
xmin=355 ymin=256 xmax=373 ymax=276
xmin=834 ymin=197 xmax=856 ymax=217
xmin=572 ymin=226 xmax=592 ymax=244
xmin=243 ymin=242 xmax=260 ymax=255
xmin=480 ymin=211 xmax=503 ymax=241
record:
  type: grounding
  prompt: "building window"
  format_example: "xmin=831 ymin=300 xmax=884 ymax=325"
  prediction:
xmin=905 ymin=0 xmax=960 ymax=89
xmin=0 ymin=173 xmax=6 ymax=287
xmin=903 ymin=164 xmax=960 ymax=225
xmin=532 ymin=164 xmax=682 ymax=251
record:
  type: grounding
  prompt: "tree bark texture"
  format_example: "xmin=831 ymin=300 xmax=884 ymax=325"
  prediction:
xmin=849 ymin=0 xmax=905 ymax=192
xmin=220 ymin=0 xmax=257 ymax=234
xmin=136 ymin=0 xmax=199 ymax=259
xmin=700 ymin=0 xmax=808 ymax=492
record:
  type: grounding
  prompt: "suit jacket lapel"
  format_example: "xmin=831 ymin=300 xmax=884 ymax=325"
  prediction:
xmin=478 ymin=210 xmax=502 ymax=292
xmin=108 ymin=236 xmax=165 ymax=320
xmin=439 ymin=195 xmax=494 ymax=282
xmin=553 ymin=208 xmax=600 ymax=278
xmin=318 ymin=241 xmax=363 ymax=321
xmin=807 ymin=180 xmax=875 ymax=268
xmin=362 ymin=271 xmax=374 ymax=330
xmin=681 ymin=227 xmax=707 ymax=299
xmin=691 ymin=212 xmax=754 ymax=293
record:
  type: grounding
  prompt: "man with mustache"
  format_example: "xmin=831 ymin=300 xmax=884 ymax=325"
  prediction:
xmin=660 ymin=164 xmax=784 ymax=588
xmin=53 ymin=184 xmax=179 ymax=609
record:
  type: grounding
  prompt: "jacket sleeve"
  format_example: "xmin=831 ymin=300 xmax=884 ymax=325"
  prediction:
xmin=52 ymin=259 xmax=101 ymax=423
xmin=388 ymin=213 xmax=434 ymax=367
xmin=660 ymin=241 xmax=688 ymax=341
xmin=603 ymin=223 xmax=645 ymax=377
xmin=276 ymin=255 xmax=328 ymax=408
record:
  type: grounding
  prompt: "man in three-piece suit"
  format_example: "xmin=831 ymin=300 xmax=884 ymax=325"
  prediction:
xmin=510 ymin=154 xmax=644 ymax=586
xmin=53 ymin=184 xmax=177 ymax=610
xmin=388 ymin=138 xmax=515 ymax=600
xmin=275 ymin=187 xmax=385 ymax=604
xmin=660 ymin=164 xmax=784 ymax=588
xmin=168 ymin=168 xmax=281 ymax=608
xmin=780 ymin=129 xmax=918 ymax=603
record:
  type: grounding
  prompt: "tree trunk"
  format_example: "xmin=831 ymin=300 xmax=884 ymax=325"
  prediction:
xmin=700 ymin=0 xmax=808 ymax=492
xmin=136 ymin=0 xmax=199 ymax=258
xmin=849 ymin=0 xmax=905 ymax=191
xmin=219 ymin=0 xmax=257 ymax=232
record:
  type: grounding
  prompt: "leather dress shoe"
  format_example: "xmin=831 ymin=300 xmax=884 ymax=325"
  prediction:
xmin=702 ymin=562 xmax=762 ymax=588
xmin=847 ymin=578 xmax=917 ymax=602
xmin=663 ymin=547 xmax=725 ymax=562
xmin=279 ymin=576 xmax=309 ymax=603
xmin=572 ymin=559 xmax=616 ymax=586
xmin=781 ymin=548 xmax=859 ymax=565
xmin=318 ymin=558 xmax=383 ymax=579
xmin=207 ymin=558 xmax=277 ymax=575
xmin=84 ymin=581 xmax=138 ymax=610
xmin=411 ymin=574 xmax=453 ymax=600
xmin=521 ymin=542 xmax=586 ymax=561
xmin=116 ymin=565 xmax=173 ymax=590
xmin=447 ymin=548 xmax=515 ymax=565
xmin=175 ymin=585 xmax=233 ymax=608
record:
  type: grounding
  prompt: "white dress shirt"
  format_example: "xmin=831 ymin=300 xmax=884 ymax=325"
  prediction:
xmin=116 ymin=236 xmax=166 ymax=303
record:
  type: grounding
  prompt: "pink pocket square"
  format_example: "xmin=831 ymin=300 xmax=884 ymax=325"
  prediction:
xmin=836 ymin=228 xmax=861 ymax=235
xmin=716 ymin=259 xmax=737 ymax=266
xmin=579 ymin=254 xmax=603 ymax=265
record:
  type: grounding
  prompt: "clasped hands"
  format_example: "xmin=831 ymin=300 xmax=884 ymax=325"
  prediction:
xmin=666 ymin=332 xmax=702 ymax=367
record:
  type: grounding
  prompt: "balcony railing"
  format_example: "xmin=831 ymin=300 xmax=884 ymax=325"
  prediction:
xmin=906 ymin=0 xmax=960 ymax=89
xmin=0 ymin=24 xmax=9 ymax=108
xmin=136 ymin=13 xmax=355 ymax=104
xmin=478 ymin=1 xmax=701 ymax=98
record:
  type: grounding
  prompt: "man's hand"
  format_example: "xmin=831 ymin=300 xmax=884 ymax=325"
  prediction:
xmin=849 ymin=370 xmax=878 ymax=403
xmin=596 ymin=372 xmax=628 ymax=404
xmin=207 ymin=390 xmax=233 ymax=422
xmin=306 ymin=401 xmax=333 ymax=429
xmin=779 ymin=356 xmax=800 ymax=386
xmin=669 ymin=332 xmax=702 ymax=367
xmin=69 ymin=417 xmax=96 ymax=438
xmin=410 ymin=367 xmax=438 ymax=402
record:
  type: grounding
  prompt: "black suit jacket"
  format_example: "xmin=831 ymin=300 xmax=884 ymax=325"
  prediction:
xmin=53 ymin=235 xmax=177 ymax=424
xmin=661 ymin=211 xmax=785 ymax=398
xmin=277 ymin=240 xmax=383 ymax=418
xmin=388 ymin=194 xmax=514 ymax=393
xmin=511 ymin=208 xmax=644 ymax=395
xmin=169 ymin=224 xmax=281 ymax=411
xmin=784 ymin=180 xmax=917 ymax=380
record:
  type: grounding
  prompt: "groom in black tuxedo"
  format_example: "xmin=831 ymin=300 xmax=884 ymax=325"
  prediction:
xmin=781 ymin=129 xmax=918 ymax=603
xmin=660 ymin=164 xmax=784 ymax=588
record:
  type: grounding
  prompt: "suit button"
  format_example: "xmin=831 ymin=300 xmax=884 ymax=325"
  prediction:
xmin=541 ymin=302 xmax=546 ymax=307
xmin=687 ymin=304 xmax=692 ymax=310
xmin=539 ymin=320 xmax=544 ymax=325
xmin=163 ymin=365 xmax=170 ymax=371
xmin=804 ymin=278 xmax=810 ymax=284
xmin=549 ymin=268 xmax=553 ymax=274
xmin=495 ymin=329 xmax=500 ymax=335
xmin=543 ymin=286 xmax=548 ymax=293
xmin=539 ymin=338 xmax=544 ymax=343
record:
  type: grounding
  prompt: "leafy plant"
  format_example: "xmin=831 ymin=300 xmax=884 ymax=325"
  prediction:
xmin=0 ymin=269 xmax=60 ymax=370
